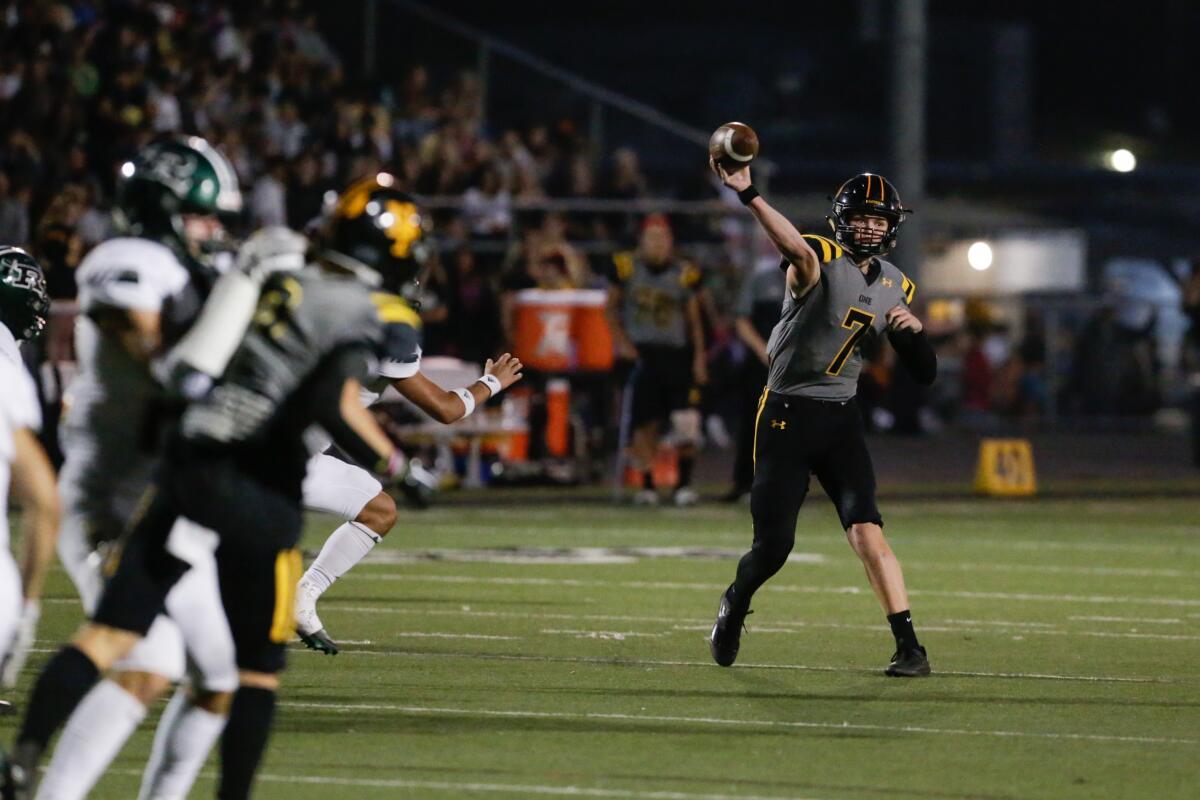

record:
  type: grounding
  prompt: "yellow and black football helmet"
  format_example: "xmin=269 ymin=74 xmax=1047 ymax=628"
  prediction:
xmin=320 ymin=173 xmax=431 ymax=294
xmin=827 ymin=173 xmax=912 ymax=258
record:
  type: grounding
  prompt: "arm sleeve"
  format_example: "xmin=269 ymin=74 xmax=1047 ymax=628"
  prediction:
xmin=887 ymin=329 xmax=937 ymax=386
xmin=377 ymin=320 xmax=422 ymax=379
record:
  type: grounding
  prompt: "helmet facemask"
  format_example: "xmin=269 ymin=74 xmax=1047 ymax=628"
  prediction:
xmin=830 ymin=208 xmax=902 ymax=259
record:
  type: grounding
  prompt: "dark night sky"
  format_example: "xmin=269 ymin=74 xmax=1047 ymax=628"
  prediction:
xmin=413 ymin=1 xmax=1200 ymax=153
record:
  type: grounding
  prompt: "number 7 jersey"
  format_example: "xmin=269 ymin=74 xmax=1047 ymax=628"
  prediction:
xmin=765 ymin=234 xmax=915 ymax=401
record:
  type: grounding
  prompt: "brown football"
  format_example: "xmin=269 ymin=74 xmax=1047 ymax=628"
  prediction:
xmin=708 ymin=121 xmax=759 ymax=173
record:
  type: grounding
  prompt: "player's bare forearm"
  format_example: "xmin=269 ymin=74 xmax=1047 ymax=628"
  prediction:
xmin=394 ymin=353 xmax=523 ymax=425
xmin=745 ymin=197 xmax=819 ymax=288
xmin=338 ymin=378 xmax=396 ymax=461
xmin=10 ymin=428 xmax=59 ymax=602
xmin=687 ymin=295 xmax=705 ymax=354
xmin=394 ymin=371 xmax=487 ymax=424
xmin=710 ymin=158 xmax=818 ymax=290
xmin=606 ymin=288 xmax=638 ymax=359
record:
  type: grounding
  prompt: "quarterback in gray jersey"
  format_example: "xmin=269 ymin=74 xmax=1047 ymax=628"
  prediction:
xmin=707 ymin=160 xmax=937 ymax=678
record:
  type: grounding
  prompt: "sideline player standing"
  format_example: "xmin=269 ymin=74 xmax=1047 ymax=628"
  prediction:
xmin=608 ymin=215 xmax=707 ymax=506
xmin=707 ymin=161 xmax=937 ymax=677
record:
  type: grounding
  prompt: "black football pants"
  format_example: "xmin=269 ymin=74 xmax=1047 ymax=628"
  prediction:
xmin=731 ymin=390 xmax=883 ymax=606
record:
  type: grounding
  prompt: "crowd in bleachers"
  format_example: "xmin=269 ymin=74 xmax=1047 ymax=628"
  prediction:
xmin=3 ymin=0 xmax=1177 ymax=441
xmin=0 ymin=0 xmax=673 ymax=304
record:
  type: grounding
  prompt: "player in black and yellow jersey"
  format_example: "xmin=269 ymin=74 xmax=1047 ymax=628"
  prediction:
xmin=708 ymin=161 xmax=937 ymax=677
xmin=608 ymin=214 xmax=707 ymax=506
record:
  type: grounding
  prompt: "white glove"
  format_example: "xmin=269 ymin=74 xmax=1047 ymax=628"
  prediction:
xmin=235 ymin=226 xmax=308 ymax=281
xmin=1 ymin=600 xmax=40 ymax=688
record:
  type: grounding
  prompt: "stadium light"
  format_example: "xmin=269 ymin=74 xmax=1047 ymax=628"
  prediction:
xmin=120 ymin=162 xmax=135 ymax=178
xmin=1106 ymin=148 xmax=1137 ymax=173
xmin=967 ymin=241 xmax=993 ymax=271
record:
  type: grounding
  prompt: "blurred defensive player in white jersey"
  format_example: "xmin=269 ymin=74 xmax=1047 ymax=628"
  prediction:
xmin=0 ymin=248 xmax=59 ymax=708
xmin=294 ymin=174 xmax=523 ymax=655
xmin=30 ymin=137 xmax=242 ymax=800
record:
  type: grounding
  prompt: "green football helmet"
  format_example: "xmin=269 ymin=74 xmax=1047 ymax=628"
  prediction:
xmin=0 ymin=246 xmax=50 ymax=341
xmin=115 ymin=135 xmax=243 ymax=263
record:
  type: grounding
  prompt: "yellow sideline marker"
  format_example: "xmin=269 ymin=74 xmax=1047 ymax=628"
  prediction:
xmin=974 ymin=438 xmax=1037 ymax=496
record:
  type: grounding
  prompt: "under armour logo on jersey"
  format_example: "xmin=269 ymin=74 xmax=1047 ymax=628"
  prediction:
xmin=881 ymin=277 xmax=894 ymax=288
xmin=770 ymin=419 xmax=787 ymax=430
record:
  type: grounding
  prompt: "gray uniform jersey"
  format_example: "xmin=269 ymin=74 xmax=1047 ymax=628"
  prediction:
xmin=766 ymin=234 xmax=916 ymax=401
xmin=612 ymin=252 xmax=701 ymax=348
xmin=181 ymin=267 xmax=408 ymax=447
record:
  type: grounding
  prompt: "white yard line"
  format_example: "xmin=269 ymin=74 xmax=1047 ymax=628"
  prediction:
xmin=276 ymin=700 xmax=1200 ymax=746
xmin=904 ymin=561 xmax=1196 ymax=579
xmin=322 ymin=604 xmax=1197 ymax=642
xmin=291 ymin=646 xmax=1178 ymax=685
xmin=108 ymin=769 xmax=826 ymax=800
xmin=666 ymin=624 xmax=1200 ymax=643
xmin=1069 ymin=615 xmax=1183 ymax=625
xmin=346 ymin=573 xmax=1200 ymax=607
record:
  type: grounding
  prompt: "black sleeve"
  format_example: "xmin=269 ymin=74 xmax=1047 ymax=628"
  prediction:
xmin=308 ymin=344 xmax=389 ymax=472
xmin=887 ymin=328 xmax=937 ymax=386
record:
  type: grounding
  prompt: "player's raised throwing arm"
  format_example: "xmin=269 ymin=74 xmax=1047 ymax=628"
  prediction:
xmin=711 ymin=159 xmax=821 ymax=298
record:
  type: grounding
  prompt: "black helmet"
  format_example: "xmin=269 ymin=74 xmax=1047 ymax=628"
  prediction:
xmin=115 ymin=135 xmax=243 ymax=263
xmin=0 ymin=246 xmax=50 ymax=341
xmin=827 ymin=173 xmax=912 ymax=259
xmin=322 ymin=173 xmax=430 ymax=294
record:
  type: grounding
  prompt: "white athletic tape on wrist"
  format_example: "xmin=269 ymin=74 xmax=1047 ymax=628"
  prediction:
xmin=477 ymin=373 xmax=503 ymax=397
xmin=452 ymin=387 xmax=476 ymax=419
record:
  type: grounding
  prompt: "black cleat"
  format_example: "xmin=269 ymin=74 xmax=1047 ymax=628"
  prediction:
xmin=885 ymin=645 xmax=931 ymax=677
xmin=708 ymin=585 xmax=752 ymax=667
xmin=299 ymin=628 xmax=340 ymax=656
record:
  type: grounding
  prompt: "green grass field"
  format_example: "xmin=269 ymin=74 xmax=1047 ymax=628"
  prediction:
xmin=5 ymin=494 xmax=1199 ymax=799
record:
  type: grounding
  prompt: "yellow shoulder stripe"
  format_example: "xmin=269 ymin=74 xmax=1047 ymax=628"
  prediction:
xmin=680 ymin=262 xmax=701 ymax=288
xmin=801 ymin=234 xmax=843 ymax=263
xmin=901 ymin=276 xmax=916 ymax=305
xmin=371 ymin=292 xmax=422 ymax=329
xmin=613 ymin=251 xmax=635 ymax=281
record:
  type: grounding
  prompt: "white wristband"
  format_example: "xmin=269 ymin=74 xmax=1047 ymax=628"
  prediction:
xmin=452 ymin=387 xmax=476 ymax=419
xmin=476 ymin=374 xmax=503 ymax=397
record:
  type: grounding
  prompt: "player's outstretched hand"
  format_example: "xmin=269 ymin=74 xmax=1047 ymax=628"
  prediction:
xmin=886 ymin=305 xmax=924 ymax=334
xmin=485 ymin=352 xmax=524 ymax=391
xmin=709 ymin=156 xmax=752 ymax=192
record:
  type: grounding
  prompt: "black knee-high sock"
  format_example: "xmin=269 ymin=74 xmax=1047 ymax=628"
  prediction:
xmin=678 ymin=455 xmax=695 ymax=488
xmin=730 ymin=543 xmax=790 ymax=612
xmin=887 ymin=610 xmax=921 ymax=652
xmin=218 ymin=686 xmax=276 ymax=800
xmin=16 ymin=645 xmax=100 ymax=751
